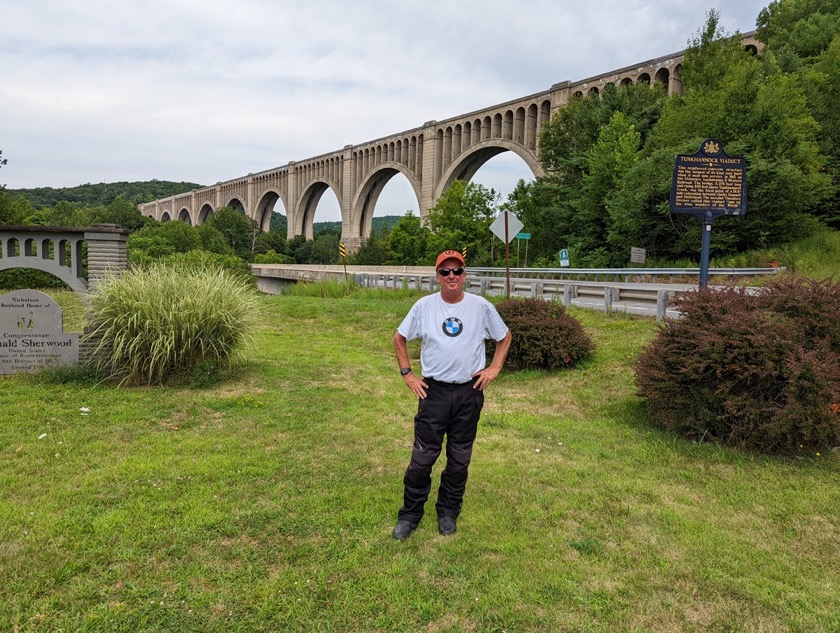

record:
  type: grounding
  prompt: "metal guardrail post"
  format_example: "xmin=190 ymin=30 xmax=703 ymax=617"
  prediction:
xmin=604 ymin=287 xmax=613 ymax=314
xmin=656 ymin=289 xmax=667 ymax=323
xmin=563 ymin=285 xmax=572 ymax=307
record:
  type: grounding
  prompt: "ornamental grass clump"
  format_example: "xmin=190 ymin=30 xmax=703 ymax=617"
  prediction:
xmin=492 ymin=298 xmax=594 ymax=370
xmin=635 ymin=276 xmax=840 ymax=454
xmin=83 ymin=263 xmax=260 ymax=386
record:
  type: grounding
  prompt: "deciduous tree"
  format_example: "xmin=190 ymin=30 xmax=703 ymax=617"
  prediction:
xmin=206 ymin=206 xmax=256 ymax=259
xmin=424 ymin=180 xmax=499 ymax=265
xmin=388 ymin=211 xmax=428 ymax=265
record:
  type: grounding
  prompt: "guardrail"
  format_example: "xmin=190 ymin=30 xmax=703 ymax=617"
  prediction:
xmin=467 ymin=266 xmax=784 ymax=283
xmin=354 ymin=272 xmax=694 ymax=321
xmin=251 ymin=265 xmax=779 ymax=321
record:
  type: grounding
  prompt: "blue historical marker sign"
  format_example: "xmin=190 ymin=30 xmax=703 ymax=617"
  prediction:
xmin=669 ymin=139 xmax=747 ymax=288
xmin=670 ymin=138 xmax=747 ymax=217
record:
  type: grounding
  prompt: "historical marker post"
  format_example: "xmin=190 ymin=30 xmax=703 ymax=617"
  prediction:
xmin=670 ymin=139 xmax=747 ymax=288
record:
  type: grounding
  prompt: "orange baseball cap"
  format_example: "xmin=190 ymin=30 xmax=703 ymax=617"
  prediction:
xmin=435 ymin=250 xmax=465 ymax=269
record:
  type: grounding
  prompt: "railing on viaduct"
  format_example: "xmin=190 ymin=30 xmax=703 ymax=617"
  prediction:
xmin=139 ymin=34 xmax=761 ymax=252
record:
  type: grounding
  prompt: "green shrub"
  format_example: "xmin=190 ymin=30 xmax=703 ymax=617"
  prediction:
xmin=83 ymin=263 xmax=260 ymax=386
xmin=491 ymin=298 xmax=594 ymax=370
xmin=254 ymin=249 xmax=294 ymax=264
xmin=755 ymin=275 xmax=840 ymax=350
xmin=35 ymin=363 xmax=105 ymax=386
xmin=0 ymin=268 xmax=68 ymax=290
xmin=635 ymin=277 xmax=840 ymax=454
xmin=161 ymin=250 xmax=255 ymax=287
xmin=131 ymin=248 xmax=253 ymax=283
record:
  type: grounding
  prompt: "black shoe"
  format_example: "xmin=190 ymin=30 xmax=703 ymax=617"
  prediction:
xmin=392 ymin=520 xmax=417 ymax=541
xmin=438 ymin=516 xmax=457 ymax=535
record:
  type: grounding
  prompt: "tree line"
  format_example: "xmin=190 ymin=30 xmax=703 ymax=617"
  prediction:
xmin=504 ymin=2 xmax=839 ymax=267
xmin=7 ymin=180 xmax=203 ymax=209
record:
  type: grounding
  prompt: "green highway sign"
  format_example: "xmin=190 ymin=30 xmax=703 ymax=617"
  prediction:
xmin=516 ymin=232 xmax=531 ymax=240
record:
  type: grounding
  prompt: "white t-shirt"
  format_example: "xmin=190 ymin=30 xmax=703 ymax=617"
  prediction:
xmin=398 ymin=292 xmax=509 ymax=383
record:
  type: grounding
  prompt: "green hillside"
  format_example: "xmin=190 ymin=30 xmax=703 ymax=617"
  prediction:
xmin=9 ymin=180 xmax=203 ymax=209
xmin=312 ymin=216 xmax=402 ymax=235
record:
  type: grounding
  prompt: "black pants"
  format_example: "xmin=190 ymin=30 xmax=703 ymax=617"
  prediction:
xmin=398 ymin=378 xmax=485 ymax=524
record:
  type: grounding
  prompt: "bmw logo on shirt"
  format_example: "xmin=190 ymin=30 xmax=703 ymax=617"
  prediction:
xmin=442 ymin=317 xmax=463 ymax=337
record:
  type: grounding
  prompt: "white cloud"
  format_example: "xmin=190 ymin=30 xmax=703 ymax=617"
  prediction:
xmin=0 ymin=0 xmax=769 ymax=220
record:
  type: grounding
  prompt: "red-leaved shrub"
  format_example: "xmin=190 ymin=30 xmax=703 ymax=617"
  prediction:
xmin=491 ymin=298 xmax=594 ymax=370
xmin=635 ymin=277 xmax=840 ymax=454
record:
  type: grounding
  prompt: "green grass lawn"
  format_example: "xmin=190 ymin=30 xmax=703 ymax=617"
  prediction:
xmin=1 ymin=290 xmax=838 ymax=632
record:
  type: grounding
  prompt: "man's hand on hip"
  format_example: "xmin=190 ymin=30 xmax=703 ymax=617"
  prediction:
xmin=472 ymin=366 xmax=501 ymax=391
xmin=403 ymin=372 xmax=428 ymax=399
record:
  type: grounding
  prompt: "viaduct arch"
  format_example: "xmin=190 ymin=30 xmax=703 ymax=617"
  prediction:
xmin=139 ymin=34 xmax=760 ymax=250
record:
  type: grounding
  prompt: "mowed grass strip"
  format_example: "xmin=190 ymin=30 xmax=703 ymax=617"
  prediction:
xmin=1 ymin=290 xmax=838 ymax=632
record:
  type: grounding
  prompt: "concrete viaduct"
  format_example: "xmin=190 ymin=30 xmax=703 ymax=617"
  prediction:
xmin=138 ymin=34 xmax=760 ymax=250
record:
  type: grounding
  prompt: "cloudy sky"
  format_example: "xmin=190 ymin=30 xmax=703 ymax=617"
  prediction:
xmin=2 ymin=0 xmax=768 ymax=221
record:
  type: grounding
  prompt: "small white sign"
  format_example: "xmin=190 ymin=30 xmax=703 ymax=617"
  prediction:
xmin=630 ymin=247 xmax=646 ymax=264
xmin=489 ymin=212 xmax=524 ymax=244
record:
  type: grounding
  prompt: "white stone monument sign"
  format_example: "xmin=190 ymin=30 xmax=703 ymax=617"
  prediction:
xmin=0 ymin=290 xmax=80 ymax=374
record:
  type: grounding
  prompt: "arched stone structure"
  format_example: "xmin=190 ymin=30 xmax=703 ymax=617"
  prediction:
xmin=227 ymin=197 xmax=246 ymax=214
xmin=254 ymin=189 xmax=287 ymax=233
xmin=0 ymin=225 xmax=130 ymax=294
xmin=139 ymin=32 xmax=761 ymax=251
xmin=198 ymin=203 xmax=214 ymax=224
xmin=351 ymin=163 xmax=422 ymax=243
xmin=178 ymin=208 xmax=192 ymax=224
xmin=434 ymin=140 xmax=543 ymax=202
xmin=293 ymin=179 xmax=341 ymax=240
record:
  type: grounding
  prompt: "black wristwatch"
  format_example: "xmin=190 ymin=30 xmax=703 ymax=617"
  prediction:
xmin=400 ymin=367 xmax=412 ymax=376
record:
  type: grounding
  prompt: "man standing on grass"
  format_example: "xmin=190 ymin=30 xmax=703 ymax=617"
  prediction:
xmin=392 ymin=249 xmax=511 ymax=540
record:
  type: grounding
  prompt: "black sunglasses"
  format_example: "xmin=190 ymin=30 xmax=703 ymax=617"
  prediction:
xmin=437 ymin=267 xmax=465 ymax=277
